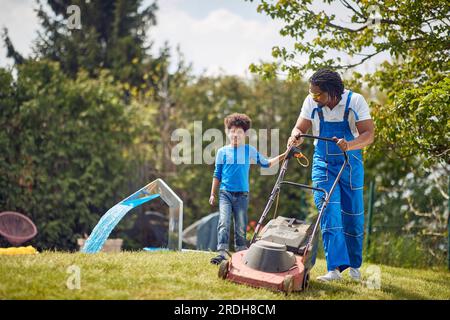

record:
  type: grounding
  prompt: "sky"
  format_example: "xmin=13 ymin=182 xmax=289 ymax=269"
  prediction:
xmin=0 ymin=0 xmax=390 ymax=77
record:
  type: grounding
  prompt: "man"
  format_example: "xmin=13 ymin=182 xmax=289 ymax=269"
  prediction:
xmin=287 ymin=69 xmax=375 ymax=282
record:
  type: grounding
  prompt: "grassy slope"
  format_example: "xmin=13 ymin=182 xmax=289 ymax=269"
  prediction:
xmin=0 ymin=251 xmax=449 ymax=300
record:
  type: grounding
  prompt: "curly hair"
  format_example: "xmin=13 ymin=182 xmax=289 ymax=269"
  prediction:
xmin=224 ymin=113 xmax=252 ymax=132
xmin=309 ymin=69 xmax=344 ymax=100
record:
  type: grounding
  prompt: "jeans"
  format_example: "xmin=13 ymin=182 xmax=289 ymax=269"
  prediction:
xmin=217 ymin=190 xmax=249 ymax=252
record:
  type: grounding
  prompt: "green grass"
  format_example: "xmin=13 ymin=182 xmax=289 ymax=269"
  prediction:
xmin=0 ymin=251 xmax=449 ymax=300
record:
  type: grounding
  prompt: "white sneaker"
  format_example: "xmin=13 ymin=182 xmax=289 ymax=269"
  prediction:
xmin=316 ymin=269 xmax=342 ymax=282
xmin=349 ymin=268 xmax=361 ymax=281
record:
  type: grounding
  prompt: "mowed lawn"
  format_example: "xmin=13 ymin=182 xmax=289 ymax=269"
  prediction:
xmin=0 ymin=251 xmax=449 ymax=300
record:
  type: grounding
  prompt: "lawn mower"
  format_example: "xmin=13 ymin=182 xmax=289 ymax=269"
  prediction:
xmin=218 ymin=134 xmax=349 ymax=293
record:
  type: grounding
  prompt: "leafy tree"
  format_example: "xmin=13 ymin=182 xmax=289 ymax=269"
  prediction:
xmin=1 ymin=1 xmax=195 ymax=250
xmin=3 ymin=0 xmax=158 ymax=87
xmin=249 ymin=0 xmax=449 ymax=165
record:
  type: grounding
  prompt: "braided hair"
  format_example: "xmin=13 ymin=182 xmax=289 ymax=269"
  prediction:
xmin=309 ymin=69 xmax=344 ymax=100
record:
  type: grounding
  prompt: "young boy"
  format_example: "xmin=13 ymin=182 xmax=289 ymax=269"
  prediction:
xmin=209 ymin=113 xmax=287 ymax=264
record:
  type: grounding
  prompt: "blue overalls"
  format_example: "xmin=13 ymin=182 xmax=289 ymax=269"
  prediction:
xmin=311 ymin=91 xmax=365 ymax=272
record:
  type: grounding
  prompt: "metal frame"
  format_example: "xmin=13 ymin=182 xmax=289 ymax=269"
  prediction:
xmin=250 ymin=134 xmax=349 ymax=264
xmin=151 ymin=179 xmax=183 ymax=251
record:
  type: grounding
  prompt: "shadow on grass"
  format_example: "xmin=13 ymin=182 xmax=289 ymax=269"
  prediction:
xmin=418 ymin=277 xmax=450 ymax=290
xmin=378 ymin=283 xmax=435 ymax=300
xmin=289 ymin=281 xmax=432 ymax=300
xmin=287 ymin=280 xmax=363 ymax=299
xmin=381 ymin=269 xmax=450 ymax=295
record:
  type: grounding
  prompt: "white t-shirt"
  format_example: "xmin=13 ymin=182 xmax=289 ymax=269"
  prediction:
xmin=299 ymin=89 xmax=371 ymax=143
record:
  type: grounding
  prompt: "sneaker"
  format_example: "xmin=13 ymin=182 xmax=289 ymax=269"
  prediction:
xmin=210 ymin=254 xmax=226 ymax=265
xmin=349 ymin=268 xmax=361 ymax=281
xmin=316 ymin=269 xmax=342 ymax=282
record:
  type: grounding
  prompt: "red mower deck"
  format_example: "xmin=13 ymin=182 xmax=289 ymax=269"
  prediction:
xmin=223 ymin=250 xmax=307 ymax=293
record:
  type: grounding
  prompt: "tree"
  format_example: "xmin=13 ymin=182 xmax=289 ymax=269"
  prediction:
xmin=3 ymin=0 xmax=158 ymax=87
xmin=1 ymin=1 xmax=196 ymax=249
xmin=249 ymin=0 xmax=449 ymax=165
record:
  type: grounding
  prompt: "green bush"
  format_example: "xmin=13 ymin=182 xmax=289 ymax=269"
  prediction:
xmin=0 ymin=61 xmax=135 ymax=250
xmin=364 ymin=233 xmax=445 ymax=269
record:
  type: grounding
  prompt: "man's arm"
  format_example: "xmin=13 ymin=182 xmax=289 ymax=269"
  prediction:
xmin=288 ymin=116 xmax=312 ymax=147
xmin=334 ymin=119 xmax=375 ymax=151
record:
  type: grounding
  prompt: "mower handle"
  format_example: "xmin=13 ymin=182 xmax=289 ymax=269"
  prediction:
xmin=293 ymin=133 xmax=349 ymax=161
xmin=279 ymin=181 xmax=328 ymax=198
xmin=251 ymin=134 xmax=350 ymax=245
xmin=295 ymin=133 xmax=336 ymax=143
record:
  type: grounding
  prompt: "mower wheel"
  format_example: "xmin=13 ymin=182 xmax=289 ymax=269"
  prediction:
xmin=283 ymin=275 xmax=294 ymax=294
xmin=218 ymin=260 xmax=229 ymax=279
xmin=302 ymin=271 xmax=310 ymax=290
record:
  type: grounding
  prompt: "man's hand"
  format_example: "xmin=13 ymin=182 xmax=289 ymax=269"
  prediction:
xmin=209 ymin=194 xmax=215 ymax=206
xmin=286 ymin=135 xmax=304 ymax=149
xmin=332 ymin=137 xmax=349 ymax=151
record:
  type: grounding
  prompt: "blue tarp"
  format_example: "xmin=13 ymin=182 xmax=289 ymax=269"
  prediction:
xmin=196 ymin=212 xmax=219 ymax=251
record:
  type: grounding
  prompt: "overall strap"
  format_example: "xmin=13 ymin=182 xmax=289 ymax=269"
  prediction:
xmin=311 ymin=107 xmax=324 ymax=121
xmin=343 ymin=91 xmax=353 ymax=121
xmin=317 ymin=106 xmax=324 ymax=121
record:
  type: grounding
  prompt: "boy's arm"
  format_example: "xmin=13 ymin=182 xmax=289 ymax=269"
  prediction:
xmin=209 ymin=177 xmax=220 ymax=205
xmin=210 ymin=177 xmax=220 ymax=199
xmin=253 ymin=146 xmax=288 ymax=169
xmin=210 ymin=149 xmax=223 ymax=205
xmin=267 ymin=150 xmax=288 ymax=168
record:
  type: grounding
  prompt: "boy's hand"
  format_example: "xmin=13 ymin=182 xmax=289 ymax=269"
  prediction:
xmin=209 ymin=194 xmax=215 ymax=206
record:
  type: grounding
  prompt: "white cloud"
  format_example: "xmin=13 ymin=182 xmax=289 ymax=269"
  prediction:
xmin=149 ymin=7 xmax=295 ymax=77
xmin=148 ymin=5 xmax=390 ymax=77
xmin=0 ymin=0 xmax=40 ymax=67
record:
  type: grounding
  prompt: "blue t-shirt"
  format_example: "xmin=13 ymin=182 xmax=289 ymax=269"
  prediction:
xmin=213 ymin=144 xmax=270 ymax=192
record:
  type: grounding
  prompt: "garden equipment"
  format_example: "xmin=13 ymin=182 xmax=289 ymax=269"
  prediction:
xmin=218 ymin=134 xmax=349 ymax=293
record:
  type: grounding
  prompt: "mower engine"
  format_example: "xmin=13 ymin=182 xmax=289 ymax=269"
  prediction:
xmin=259 ymin=216 xmax=313 ymax=254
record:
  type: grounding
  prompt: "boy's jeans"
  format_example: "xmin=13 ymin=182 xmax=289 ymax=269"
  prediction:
xmin=217 ymin=190 xmax=249 ymax=252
